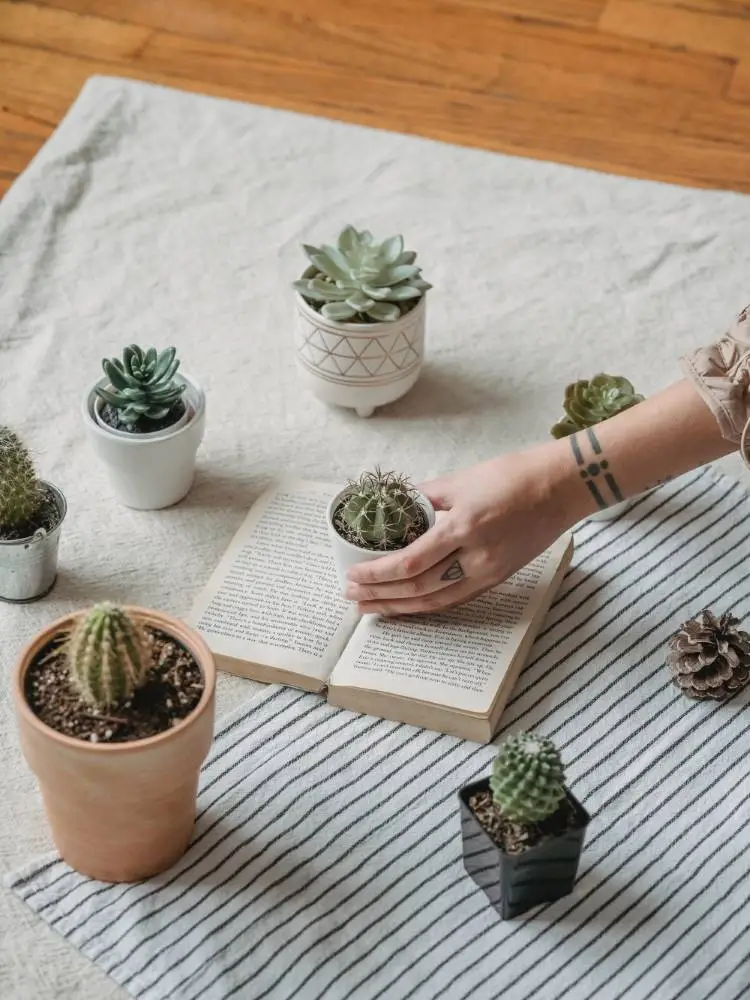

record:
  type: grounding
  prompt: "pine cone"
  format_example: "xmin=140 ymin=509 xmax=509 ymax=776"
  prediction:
xmin=666 ymin=610 xmax=750 ymax=700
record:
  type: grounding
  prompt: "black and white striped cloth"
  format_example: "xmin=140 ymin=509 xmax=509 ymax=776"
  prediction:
xmin=7 ymin=469 xmax=750 ymax=1000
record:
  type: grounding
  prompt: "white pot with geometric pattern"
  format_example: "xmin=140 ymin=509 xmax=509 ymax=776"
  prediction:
xmin=294 ymin=279 xmax=426 ymax=418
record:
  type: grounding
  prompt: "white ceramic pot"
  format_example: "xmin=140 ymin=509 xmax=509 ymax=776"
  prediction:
xmin=326 ymin=487 xmax=436 ymax=590
xmin=294 ymin=274 xmax=427 ymax=418
xmin=82 ymin=374 xmax=206 ymax=510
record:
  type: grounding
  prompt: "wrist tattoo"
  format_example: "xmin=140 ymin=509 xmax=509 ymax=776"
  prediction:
xmin=569 ymin=428 xmax=623 ymax=510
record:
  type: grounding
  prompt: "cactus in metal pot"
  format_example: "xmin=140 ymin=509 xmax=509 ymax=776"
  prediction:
xmin=0 ymin=426 xmax=44 ymax=530
xmin=96 ymin=345 xmax=186 ymax=428
xmin=490 ymin=732 xmax=566 ymax=824
xmin=293 ymin=225 xmax=431 ymax=323
xmin=551 ymin=374 xmax=644 ymax=439
xmin=339 ymin=468 xmax=425 ymax=550
xmin=66 ymin=602 xmax=151 ymax=708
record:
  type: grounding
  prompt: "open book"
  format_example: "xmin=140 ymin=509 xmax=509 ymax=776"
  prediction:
xmin=188 ymin=480 xmax=573 ymax=743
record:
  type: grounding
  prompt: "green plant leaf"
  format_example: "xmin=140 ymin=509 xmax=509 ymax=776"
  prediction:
xmin=367 ymin=302 xmax=400 ymax=322
xmin=379 ymin=235 xmax=404 ymax=264
xmin=385 ymin=285 xmax=422 ymax=301
xmin=337 ymin=225 xmax=360 ymax=255
xmin=153 ymin=347 xmax=177 ymax=380
xmin=322 ymin=301 xmax=357 ymax=321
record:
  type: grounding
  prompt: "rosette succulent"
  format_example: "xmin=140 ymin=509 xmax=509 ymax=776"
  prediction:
xmin=490 ymin=732 xmax=566 ymax=824
xmin=0 ymin=426 xmax=44 ymax=531
xmin=339 ymin=468 xmax=425 ymax=550
xmin=96 ymin=345 xmax=187 ymax=429
xmin=293 ymin=225 xmax=431 ymax=323
xmin=551 ymin=374 xmax=644 ymax=439
xmin=66 ymin=602 xmax=151 ymax=708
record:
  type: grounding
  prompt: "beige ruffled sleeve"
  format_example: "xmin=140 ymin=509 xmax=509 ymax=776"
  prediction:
xmin=681 ymin=304 xmax=750 ymax=444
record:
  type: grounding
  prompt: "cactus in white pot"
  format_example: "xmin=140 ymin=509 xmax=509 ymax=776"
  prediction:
xmin=326 ymin=467 xmax=435 ymax=588
xmin=293 ymin=226 xmax=432 ymax=418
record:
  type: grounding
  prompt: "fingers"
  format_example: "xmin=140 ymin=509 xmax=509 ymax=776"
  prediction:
xmin=415 ymin=475 xmax=454 ymax=512
xmin=346 ymin=519 xmax=458 ymax=586
xmin=356 ymin=580 xmax=487 ymax=617
xmin=345 ymin=551 xmax=469 ymax=603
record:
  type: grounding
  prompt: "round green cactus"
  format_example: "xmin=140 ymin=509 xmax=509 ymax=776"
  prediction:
xmin=292 ymin=225 xmax=431 ymax=323
xmin=66 ymin=603 xmax=151 ymax=708
xmin=0 ymin=425 xmax=44 ymax=530
xmin=490 ymin=732 xmax=566 ymax=824
xmin=96 ymin=344 xmax=186 ymax=428
xmin=339 ymin=468 xmax=424 ymax=550
xmin=551 ymin=374 xmax=644 ymax=439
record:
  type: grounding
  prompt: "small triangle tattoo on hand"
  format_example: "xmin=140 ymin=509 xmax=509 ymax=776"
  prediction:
xmin=441 ymin=559 xmax=465 ymax=581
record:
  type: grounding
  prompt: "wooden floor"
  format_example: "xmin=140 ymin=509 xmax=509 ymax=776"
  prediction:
xmin=3 ymin=1 xmax=750 ymax=197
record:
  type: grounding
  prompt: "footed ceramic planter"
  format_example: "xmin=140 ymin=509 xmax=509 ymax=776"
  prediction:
xmin=0 ymin=482 xmax=67 ymax=603
xmin=294 ymin=270 xmax=427 ymax=418
xmin=326 ymin=487 xmax=435 ymax=590
xmin=12 ymin=607 xmax=216 ymax=883
xmin=459 ymin=778 xmax=589 ymax=919
xmin=82 ymin=374 xmax=205 ymax=510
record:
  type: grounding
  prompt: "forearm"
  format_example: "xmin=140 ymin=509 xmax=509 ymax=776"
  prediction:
xmin=540 ymin=379 xmax=737 ymax=524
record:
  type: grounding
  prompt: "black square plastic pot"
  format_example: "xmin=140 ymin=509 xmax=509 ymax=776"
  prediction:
xmin=458 ymin=778 xmax=590 ymax=919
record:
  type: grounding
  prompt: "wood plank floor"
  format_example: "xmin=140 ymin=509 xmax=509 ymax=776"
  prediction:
xmin=2 ymin=0 xmax=750 ymax=197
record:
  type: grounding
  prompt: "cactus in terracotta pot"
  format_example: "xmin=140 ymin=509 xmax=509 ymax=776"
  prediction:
xmin=0 ymin=426 xmax=44 ymax=532
xmin=66 ymin=602 xmax=151 ymax=707
xmin=489 ymin=732 xmax=566 ymax=823
xmin=293 ymin=225 xmax=431 ymax=323
xmin=339 ymin=468 xmax=426 ymax=550
xmin=551 ymin=374 xmax=644 ymax=439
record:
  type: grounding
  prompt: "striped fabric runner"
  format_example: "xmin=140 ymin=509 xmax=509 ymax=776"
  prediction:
xmin=6 ymin=468 xmax=750 ymax=1000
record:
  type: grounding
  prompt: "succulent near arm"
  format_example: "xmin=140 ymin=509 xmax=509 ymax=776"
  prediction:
xmin=340 ymin=468 xmax=424 ymax=550
xmin=96 ymin=345 xmax=186 ymax=427
xmin=551 ymin=374 xmax=644 ymax=439
xmin=489 ymin=732 xmax=566 ymax=824
xmin=0 ymin=425 xmax=44 ymax=530
xmin=66 ymin=602 xmax=151 ymax=708
xmin=292 ymin=225 xmax=431 ymax=323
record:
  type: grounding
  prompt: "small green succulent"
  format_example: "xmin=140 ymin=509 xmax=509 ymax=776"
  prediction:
xmin=551 ymin=374 xmax=644 ymax=439
xmin=490 ymin=732 xmax=566 ymax=824
xmin=338 ymin=468 xmax=425 ymax=550
xmin=293 ymin=225 xmax=431 ymax=323
xmin=0 ymin=426 xmax=44 ymax=531
xmin=96 ymin=345 xmax=186 ymax=428
xmin=66 ymin=602 xmax=151 ymax=708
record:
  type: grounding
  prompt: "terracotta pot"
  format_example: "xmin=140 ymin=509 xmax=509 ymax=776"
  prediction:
xmin=12 ymin=606 xmax=216 ymax=883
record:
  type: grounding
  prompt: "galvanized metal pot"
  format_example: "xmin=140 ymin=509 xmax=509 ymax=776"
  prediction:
xmin=0 ymin=482 xmax=67 ymax=603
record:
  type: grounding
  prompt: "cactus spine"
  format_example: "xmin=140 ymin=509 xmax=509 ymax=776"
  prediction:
xmin=0 ymin=425 xmax=44 ymax=531
xmin=339 ymin=468 xmax=424 ymax=550
xmin=66 ymin=603 xmax=151 ymax=708
xmin=490 ymin=732 xmax=566 ymax=824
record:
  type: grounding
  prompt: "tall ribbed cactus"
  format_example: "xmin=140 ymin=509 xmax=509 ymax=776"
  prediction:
xmin=490 ymin=733 xmax=566 ymax=824
xmin=66 ymin=603 xmax=151 ymax=708
xmin=340 ymin=468 xmax=424 ymax=550
xmin=0 ymin=425 xmax=44 ymax=530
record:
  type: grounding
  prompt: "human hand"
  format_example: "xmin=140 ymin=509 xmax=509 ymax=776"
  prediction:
xmin=344 ymin=444 xmax=579 ymax=615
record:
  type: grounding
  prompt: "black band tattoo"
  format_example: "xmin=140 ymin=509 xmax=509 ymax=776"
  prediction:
xmin=569 ymin=427 xmax=623 ymax=509
xmin=441 ymin=559 xmax=465 ymax=582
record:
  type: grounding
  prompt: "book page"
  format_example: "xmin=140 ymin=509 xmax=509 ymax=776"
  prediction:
xmin=188 ymin=480 xmax=360 ymax=684
xmin=329 ymin=536 xmax=570 ymax=714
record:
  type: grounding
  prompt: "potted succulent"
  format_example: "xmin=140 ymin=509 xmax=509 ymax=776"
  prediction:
xmin=551 ymin=373 xmax=645 ymax=521
xmin=0 ymin=426 xmax=67 ymax=603
xmin=12 ymin=602 xmax=216 ymax=882
xmin=458 ymin=732 xmax=589 ymax=919
xmin=81 ymin=344 xmax=206 ymax=509
xmin=326 ymin=468 xmax=435 ymax=588
xmin=293 ymin=225 xmax=432 ymax=418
